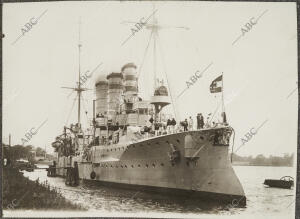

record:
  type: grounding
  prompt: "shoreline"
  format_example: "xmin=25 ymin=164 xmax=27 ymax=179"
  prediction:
xmin=3 ymin=167 xmax=86 ymax=211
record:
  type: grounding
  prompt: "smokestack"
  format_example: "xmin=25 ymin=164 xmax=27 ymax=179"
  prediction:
xmin=95 ymin=76 xmax=108 ymax=117
xmin=107 ymin=72 xmax=123 ymax=121
xmin=122 ymin=63 xmax=138 ymax=109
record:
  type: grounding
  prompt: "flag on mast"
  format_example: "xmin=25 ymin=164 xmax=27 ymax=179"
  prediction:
xmin=210 ymin=75 xmax=223 ymax=93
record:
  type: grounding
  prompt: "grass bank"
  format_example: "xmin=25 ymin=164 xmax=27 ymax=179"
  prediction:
xmin=3 ymin=167 xmax=85 ymax=210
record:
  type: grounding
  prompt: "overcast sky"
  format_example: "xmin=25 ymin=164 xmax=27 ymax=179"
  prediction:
xmin=3 ymin=1 xmax=297 ymax=156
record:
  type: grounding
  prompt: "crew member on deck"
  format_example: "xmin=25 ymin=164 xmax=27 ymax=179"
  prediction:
xmin=171 ymin=118 xmax=176 ymax=133
xmin=221 ymin=112 xmax=227 ymax=125
xmin=167 ymin=119 xmax=171 ymax=133
xmin=197 ymin=113 xmax=204 ymax=129
xmin=188 ymin=116 xmax=193 ymax=131
xmin=183 ymin=119 xmax=188 ymax=131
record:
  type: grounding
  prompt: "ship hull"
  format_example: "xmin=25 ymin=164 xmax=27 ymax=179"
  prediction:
xmin=56 ymin=127 xmax=246 ymax=206
xmin=81 ymin=178 xmax=245 ymax=206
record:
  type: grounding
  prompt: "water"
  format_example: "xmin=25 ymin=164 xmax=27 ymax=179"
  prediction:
xmin=8 ymin=166 xmax=296 ymax=218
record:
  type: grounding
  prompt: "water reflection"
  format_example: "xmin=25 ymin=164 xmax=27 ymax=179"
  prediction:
xmin=23 ymin=167 xmax=236 ymax=214
xmin=22 ymin=166 xmax=295 ymax=216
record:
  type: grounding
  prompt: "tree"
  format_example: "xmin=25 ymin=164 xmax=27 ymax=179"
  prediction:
xmin=35 ymin=147 xmax=45 ymax=157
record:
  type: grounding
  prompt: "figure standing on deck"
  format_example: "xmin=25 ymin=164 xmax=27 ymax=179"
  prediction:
xmin=171 ymin=118 xmax=176 ymax=133
xmin=183 ymin=119 xmax=188 ymax=131
xmin=188 ymin=116 xmax=193 ymax=130
xmin=197 ymin=113 xmax=204 ymax=129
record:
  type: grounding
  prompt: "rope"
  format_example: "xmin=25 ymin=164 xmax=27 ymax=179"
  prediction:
xmin=65 ymin=97 xmax=77 ymax=126
xmin=137 ymin=30 xmax=154 ymax=78
xmin=67 ymin=90 xmax=75 ymax=99
xmin=156 ymin=33 xmax=178 ymax=121
xmin=81 ymin=93 xmax=90 ymax=124
xmin=230 ymin=127 xmax=235 ymax=163
xmin=208 ymin=99 xmax=222 ymax=125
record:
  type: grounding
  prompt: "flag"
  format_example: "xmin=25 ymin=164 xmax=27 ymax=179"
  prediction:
xmin=210 ymin=75 xmax=223 ymax=93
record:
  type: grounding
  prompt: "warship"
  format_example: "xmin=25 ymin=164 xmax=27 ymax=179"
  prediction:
xmin=51 ymin=10 xmax=246 ymax=206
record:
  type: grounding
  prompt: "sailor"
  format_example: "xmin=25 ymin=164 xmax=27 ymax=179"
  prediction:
xmin=167 ymin=119 xmax=171 ymax=133
xmin=188 ymin=116 xmax=193 ymax=130
xmin=171 ymin=118 xmax=176 ymax=133
xmin=221 ymin=112 xmax=227 ymax=125
xmin=149 ymin=116 xmax=154 ymax=124
xmin=183 ymin=119 xmax=188 ymax=131
xmin=197 ymin=113 xmax=204 ymax=129
xmin=149 ymin=116 xmax=154 ymax=132
xmin=212 ymin=121 xmax=217 ymax=128
xmin=204 ymin=115 xmax=210 ymax=128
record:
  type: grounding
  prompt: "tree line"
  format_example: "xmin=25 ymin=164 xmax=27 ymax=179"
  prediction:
xmin=2 ymin=143 xmax=51 ymax=164
xmin=231 ymin=153 xmax=294 ymax=166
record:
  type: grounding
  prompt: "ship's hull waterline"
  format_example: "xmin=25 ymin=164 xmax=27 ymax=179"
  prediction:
xmin=56 ymin=127 xmax=246 ymax=206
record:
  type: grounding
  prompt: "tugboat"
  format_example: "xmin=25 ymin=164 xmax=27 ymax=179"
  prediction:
xmin=50 ymin=8 xmax=246 ymax=206
xmin=264 ymin=176 xmax=294 ymax=189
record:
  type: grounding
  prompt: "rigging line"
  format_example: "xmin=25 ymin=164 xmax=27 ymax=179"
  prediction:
xmin=81 ymin=93 xmax=90 ymax=124
xmin=156 ymin=33 xmax=178 ymax=121
xmin=81 ymin=92 xmax=90 ymax=106
xmin=208 ymin=99 xmax=222 ymax=125
xmin=137 ymin=30 xmax=154 ymax=78
xmin=67 ymin=90 xmax=75 ymax=99
xmin=65 ymin=96 xmax=77 ymax=126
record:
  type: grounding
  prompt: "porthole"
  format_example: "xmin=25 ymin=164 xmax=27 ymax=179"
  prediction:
xmin=156 ymin=142 xmax=159 ymax=145
xmin=200 ymin=136 xmax=204 ymax=140
xmin=111 ymin=165 xmax=113 ymax=167
xmin=125 ymin=165 xmax=127 ymax=168
xmin=138 ymin=164 xmax=141 ymax=167
xmin=152 ymin=163 xmax=155 ymax=167
xmin=161 ymin=163 xmax=164 ymax=166
xmin=146 ymin=164 xmax=149 ymax=168
xmin=111 ymin=149 xmax=113 ymax=151
xmin=166 ymin=141 xmax=169 ymax=144
xmin=131 ymin=165 xmax=134 ymax=168
xmin=171 ymin=163 xmax=175 ymax=167
xmin=176 ymin=139 xmax=180 ymax=143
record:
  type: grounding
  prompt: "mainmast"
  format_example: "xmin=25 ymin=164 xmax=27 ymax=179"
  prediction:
xmin=61 ymin=18 xmax=88 ymax=128
xmin=152 ymin=8 xmax=157 ymax=91
xmin=147 ymin=6 xmax=189 ymax=121
xmin=77 ymin=18 xmax=82 ymax=125
xmin=122 ymin=5 xmax=189 ymax=121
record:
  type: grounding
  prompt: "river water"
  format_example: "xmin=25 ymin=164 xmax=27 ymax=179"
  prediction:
xmin=4 ymin=166 xmax=296 ymax=218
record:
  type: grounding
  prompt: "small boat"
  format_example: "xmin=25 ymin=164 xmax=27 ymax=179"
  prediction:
xmin=264 ymin=176 xmax=294 ymax=189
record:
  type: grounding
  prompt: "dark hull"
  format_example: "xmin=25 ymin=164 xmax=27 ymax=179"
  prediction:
xmin=264 ymin=179 xmax=293 ymax=189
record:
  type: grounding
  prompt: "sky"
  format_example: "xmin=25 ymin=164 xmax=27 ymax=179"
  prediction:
xmin=3 ymin=1 xmax=298 ymax=157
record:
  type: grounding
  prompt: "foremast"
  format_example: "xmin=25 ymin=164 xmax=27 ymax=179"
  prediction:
xmin=53 ymin=19 xmax=90 ymax=157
